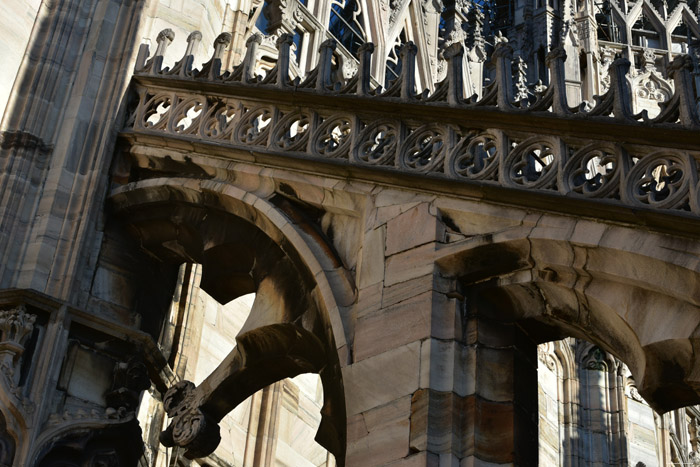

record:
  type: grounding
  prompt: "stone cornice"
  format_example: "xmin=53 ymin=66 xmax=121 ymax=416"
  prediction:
xmin=0 ymin=131 xmax=53 ymax=155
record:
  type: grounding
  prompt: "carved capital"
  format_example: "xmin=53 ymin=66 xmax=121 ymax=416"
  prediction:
xmin=0 ymin=305 xmax=36 ymax=368
xmin=105 ymin=356 xmax=151 ymax=412
xmin=159 ymin=381 xmax=221 ymax=459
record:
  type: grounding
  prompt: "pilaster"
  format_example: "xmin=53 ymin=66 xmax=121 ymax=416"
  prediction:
xmin=0 ymin=0 xmax=146 ymax=306
xmin=345 ymin=199 xmax=539 ymax=466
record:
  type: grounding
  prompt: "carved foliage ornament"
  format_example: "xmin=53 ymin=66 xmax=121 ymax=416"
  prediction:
xmin=159 ymin=381 xmax=221 ymax=459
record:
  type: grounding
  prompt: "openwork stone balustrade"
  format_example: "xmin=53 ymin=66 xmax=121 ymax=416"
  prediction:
xmin=126 ymin=29 xmax=700 ymax=220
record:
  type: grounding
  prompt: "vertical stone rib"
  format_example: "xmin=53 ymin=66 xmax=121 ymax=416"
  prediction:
xmin=0 ymin=0 xmax=148 ymax=304
xmin=0 ymin=0 xmax=97 ymax=289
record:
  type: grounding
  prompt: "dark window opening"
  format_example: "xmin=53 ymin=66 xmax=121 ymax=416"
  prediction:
xmin=329 ymin=0 xmax=367 ymax=56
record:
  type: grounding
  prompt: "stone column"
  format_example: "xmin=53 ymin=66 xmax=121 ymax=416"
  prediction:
xmin=223 ymin=2 xmax=254 ymax=70
xmin=409 ymin=291 xmax=539 ymax=467
xmin=344 ymin=200 xmax=539 ymax=466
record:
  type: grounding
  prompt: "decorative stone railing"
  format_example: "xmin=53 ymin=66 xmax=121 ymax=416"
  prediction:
xmin=125 ymin=30 xmax=700 ymax=220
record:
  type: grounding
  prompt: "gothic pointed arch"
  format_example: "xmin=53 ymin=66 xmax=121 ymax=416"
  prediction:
xmin=628 ymin=0 xmax=667 ymax=48
xmin=109 ymin=178 xmax=351 ymax=462
xmin=597 ymin=0 xmax=628 ymax=42
xmin=328 ymin=0 xmax=370 ymax=56
xmin=437 ymin=221 xmax=700 ymax=413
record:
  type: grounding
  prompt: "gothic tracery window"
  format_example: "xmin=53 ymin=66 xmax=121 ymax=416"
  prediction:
xmin=329 ymin=0 xmax=367 ymax=56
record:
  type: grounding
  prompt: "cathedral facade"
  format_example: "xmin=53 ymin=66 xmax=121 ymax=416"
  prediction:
xmin=1 ymin=0 xmax=700 ymax=465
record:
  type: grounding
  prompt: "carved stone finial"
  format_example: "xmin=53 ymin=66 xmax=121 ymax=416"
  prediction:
xmin=609 ymin=57 xmax=636 ymax=121
xmin=240 ymin=33 xmax=263 ymax=82
xmin=187 ymin=31 xmax=203 ymax=43
xmin=667 ymin=54 xmax=700 ymax=128
xmin=155 ymin=29 xmax=175 ymax=57
xmin=276 ymin=32 xmax=294 ymax=48
xmin=246 ymin=32 xmax=263 ymax=47
xmin=157 ymin=28 xmax=175 ymax=44
xmin=317 ymin=39 xmax=338 ymax=91
xmin=159 ymin=380 xmax=221 ymax=459
xmin=145 ymin=28 xmax=176 ymax=75
xmin=215 ymin=32 xmax=232 ymax=47
xmin=443 ymin=42 xmax=465 ymax=105
xmin=642 ymin=48 xmax=657 ymax=72
xmin=356 ymin=42 xmax=375 ymax=95
xmin=169 ymin=31 xmax=202 ymax=77
xmin=514 ymin=56 xmax=529 ymax=102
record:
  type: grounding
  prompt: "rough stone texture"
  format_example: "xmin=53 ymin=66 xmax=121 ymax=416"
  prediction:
xmin=2 ymin=0 xmax=700 ymax=466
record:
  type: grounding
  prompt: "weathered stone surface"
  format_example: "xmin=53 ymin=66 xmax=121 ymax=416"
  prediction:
xmin=385 ymin=243 xmax=437 ymax=287
xmin=5 ymin=1 xmax=700 ymax=466
xmin=343 ymin=342 xmax=421 ymax=415
xmin=381 ymin=273 xmax=434 ymax=309
xmin=386 ymin=203 xmax=443 ymax=256
xmin=354 ymin=292 xmax=432 ymax=362
xmin=358 ymin=226 xmax=386 ymax=289
xmin=347 ymin=396 xmax=412 ymax=466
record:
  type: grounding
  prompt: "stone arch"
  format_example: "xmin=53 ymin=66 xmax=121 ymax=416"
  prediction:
xmin=436 ymin=223 xmax=700 ymax=412
xmin=31 ymin=420 xmax=143 ymax=466
xmin=109 ymin=177 xmax=351 ymax=462
xmin=575 ymin=341 xmax=629 ymax=464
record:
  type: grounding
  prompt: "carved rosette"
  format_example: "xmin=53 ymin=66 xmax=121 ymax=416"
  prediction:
xmin=159 ymin=380 xmax=221 ymax=459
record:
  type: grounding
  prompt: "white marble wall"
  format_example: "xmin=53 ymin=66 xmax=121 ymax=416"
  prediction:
xmin=0 ymin=0 xmax=41 ymax=123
